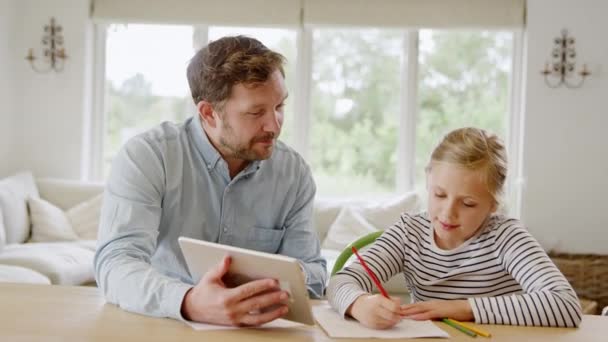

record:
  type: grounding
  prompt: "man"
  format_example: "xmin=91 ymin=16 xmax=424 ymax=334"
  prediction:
xmin=94 ymin=36 xmax=326 ymax=326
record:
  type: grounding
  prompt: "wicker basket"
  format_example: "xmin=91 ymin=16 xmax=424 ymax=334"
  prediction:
xmin=549 ymin=252 xmax=608 ymax=314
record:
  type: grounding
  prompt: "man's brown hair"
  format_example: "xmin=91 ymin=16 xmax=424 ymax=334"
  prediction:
xmin=187 ymin=35 xmax=286 ymax=109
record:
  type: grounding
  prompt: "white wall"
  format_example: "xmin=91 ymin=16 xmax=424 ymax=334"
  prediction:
xmin=0 ymin=0 xmax=18 ymax=177
xmin=521 ymin=0 xmax=608 ymax=254
xmin=12 ymin=0 xmax=92 ymax=179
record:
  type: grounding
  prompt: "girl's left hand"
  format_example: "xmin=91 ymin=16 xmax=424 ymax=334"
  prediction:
xmin=400 ymin=299 xmax=474 ymax=321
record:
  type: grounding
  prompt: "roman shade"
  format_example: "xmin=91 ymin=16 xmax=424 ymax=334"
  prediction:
xmin=92 ymin=0 xmax=526 ymax=28
xmin=91 ymin=0 xmax=302 ymax=26
xmin=303 ymin=0 xmax=526 ymax=28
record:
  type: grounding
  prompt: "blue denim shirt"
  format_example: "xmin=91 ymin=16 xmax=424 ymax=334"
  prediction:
xmin=94 ymin=116 xmax=326 ymax=320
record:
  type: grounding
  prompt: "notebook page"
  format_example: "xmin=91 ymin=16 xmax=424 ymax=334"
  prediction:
xmin=185 ymin=318 xmax=303 ymax=331
xmin=313 ymin=303 xmax=449 ymax=339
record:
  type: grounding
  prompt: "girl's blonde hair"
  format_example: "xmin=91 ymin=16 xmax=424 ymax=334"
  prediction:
xmin=427 ymin=127 xmax=507 ymax=204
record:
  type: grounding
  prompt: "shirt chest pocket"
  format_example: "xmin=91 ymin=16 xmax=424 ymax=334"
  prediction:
xmin=245 ymin=225 xmax=285 ymax=254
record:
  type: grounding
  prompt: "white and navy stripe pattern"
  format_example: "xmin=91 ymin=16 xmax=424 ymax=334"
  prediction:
xmin=327 ymin=212 xmax=582 ymax=327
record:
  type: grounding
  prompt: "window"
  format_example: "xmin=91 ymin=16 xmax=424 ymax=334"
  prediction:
xmin=415 ymin=30 xmax=513 ymax=191
xmin=310 ymin=29 xmax=402 ymax=196
xmin=96 ymin=24 xmax=519 ymax=210
xmin=103 ymin=24 xmax=195 ymax=176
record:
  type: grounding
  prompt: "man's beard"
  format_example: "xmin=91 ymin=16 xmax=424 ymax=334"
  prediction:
xmin=219 ymin=123 xmax=277 ymax=161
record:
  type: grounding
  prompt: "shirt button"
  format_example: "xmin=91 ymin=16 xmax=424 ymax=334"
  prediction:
xmin=223 ymin=226 xmax=228 ymax=232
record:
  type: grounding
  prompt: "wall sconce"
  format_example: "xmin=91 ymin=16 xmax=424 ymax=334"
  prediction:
xmin=25 ymin=17 xmax=67 ymax=73
xmin=541 ymin=29 xmax=590 ymax=88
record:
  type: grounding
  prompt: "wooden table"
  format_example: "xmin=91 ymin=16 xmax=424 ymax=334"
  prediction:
xmin=0 ymin=283 xmax=606 ymax=341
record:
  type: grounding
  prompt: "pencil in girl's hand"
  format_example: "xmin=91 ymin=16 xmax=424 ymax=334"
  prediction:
xmin=351 ymin=246 xmax=389 ymax=298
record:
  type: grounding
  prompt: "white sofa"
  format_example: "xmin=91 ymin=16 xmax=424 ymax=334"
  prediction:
xmin=0 ymin=173 xmax=103 ymax=285
xmin=0 ymin=172 xmax=421 ymax=295
xmin=315 ymin=193 xmax=421 ymax=295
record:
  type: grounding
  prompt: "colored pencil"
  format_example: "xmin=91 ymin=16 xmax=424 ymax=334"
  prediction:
xmin=442 ymin=318 xmax=477 ymax=338
xmin=351 ymin=246 xmax=389 ymax=298
xmin=447 ymin=319 xmax=492 ymax=337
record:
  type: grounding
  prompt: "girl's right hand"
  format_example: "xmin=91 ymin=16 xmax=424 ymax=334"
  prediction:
xmin=346 ymin=294 xmax=402 ymax=329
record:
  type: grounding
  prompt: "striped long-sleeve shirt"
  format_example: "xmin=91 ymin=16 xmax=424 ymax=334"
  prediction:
xmin=327 ymin=212 xmax=582 ymax=327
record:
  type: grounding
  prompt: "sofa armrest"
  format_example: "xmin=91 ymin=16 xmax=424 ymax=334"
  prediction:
xmin=36 ymin=178 xmax=104 ymax=210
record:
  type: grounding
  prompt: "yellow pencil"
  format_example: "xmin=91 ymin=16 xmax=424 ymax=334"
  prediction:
xmin=445 ymin=318 xmax=492 ymax=338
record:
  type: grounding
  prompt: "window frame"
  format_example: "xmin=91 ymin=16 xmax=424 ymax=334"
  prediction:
xmin=88 ymin=23 xmax=108 ymax=181
xmin=90 ymin=23 xmax=524 ymax=215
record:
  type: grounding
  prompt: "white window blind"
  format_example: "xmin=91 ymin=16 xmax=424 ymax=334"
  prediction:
xmin=91 ymin=0 xmax=302 ymax=26
xmin=303 ymin=0 xmax=525 ymax=28
xmin=92 ymin=0 xmax=525 ymax=28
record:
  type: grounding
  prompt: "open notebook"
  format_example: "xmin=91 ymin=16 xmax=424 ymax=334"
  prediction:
xmin=313 ymin=303 xmax=449 ymax=339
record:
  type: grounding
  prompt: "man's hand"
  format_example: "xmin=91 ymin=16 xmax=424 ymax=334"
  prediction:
xmin=399 ymin=299 xmax=473 ymax=321
xmin=180 ymin=256 xmax=289 ymax=326
xmin=346 ymin=294 xmax=402 ymax=329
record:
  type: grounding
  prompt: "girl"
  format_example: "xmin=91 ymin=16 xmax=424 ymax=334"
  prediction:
xmin=327 ymin=127 xmax=582 ymax=329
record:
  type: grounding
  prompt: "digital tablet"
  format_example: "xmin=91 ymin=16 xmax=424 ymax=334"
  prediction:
xmin=178 ymin=236 xmax=315 ymax=325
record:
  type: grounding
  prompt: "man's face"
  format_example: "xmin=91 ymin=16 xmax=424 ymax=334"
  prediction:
xmin=215 ymin=70 xmax=287 ymax=161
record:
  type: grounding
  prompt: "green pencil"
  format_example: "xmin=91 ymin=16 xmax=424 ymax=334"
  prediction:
xmin=442 ymin=318 xmax=478 ymax=338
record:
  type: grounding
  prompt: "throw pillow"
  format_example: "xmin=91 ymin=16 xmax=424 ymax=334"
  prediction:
xmin=313 ymin=198 xmax=343 ymax=242
xmin=321 ymin=192 xmax=421 ymax=252
xmin=0 ymin=171 xmax=40 ymax=243
xmin=28 ymin=194 xmax=103 ymax=242
xmin=67 ymin=194 xmax=103 ymax=240
xmin=358 ymin=192 xmax=421 ymax=231
xmin=322 ymin=207 xmax=379 ymax=251
xmin=0 ymin=209 xmax=5 ymax=248
xmin=28 ymin=197 xmax=79 ymax=242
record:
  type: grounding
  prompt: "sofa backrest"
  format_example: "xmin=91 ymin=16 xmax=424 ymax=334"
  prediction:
xmin=37 ymin=178 xmax=104 ymax=210
xmin=313 ymin=191 xmax=422 ymax=245
xmin=5 ymin=175 xmax=422 ymax=250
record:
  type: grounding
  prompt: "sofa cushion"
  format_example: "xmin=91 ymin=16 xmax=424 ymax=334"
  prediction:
xmin=74 ymin=239 xmax=97 ymax=252
xmin=314 ymin=192 xmax=421 ymax=243
xmin=321 ymin=192 xmax=421 ymax=251
xmin=0 ymin=264 xmax=51 ymax=284
xmin=0 ymin=172 xmax=39 ymax=244
xmin=322 ymin=207 xmax=378 ymax=251
xmin=0 ymin=242 xmax=94 ymax=285
xmin=29 ymin=197 xmax=80 ymax=242
xmin=67 ymin=194 xmax=103 ymax=240
xmin=357 ymin=192 xmax=420 ymax=232
xmin=37 ymin=178 xmax=104 ymax=210
xmin=313 ymin=199 xmax=344 ymax=242
xmin=28 ymin=195 xmax=103 ymax=242
xmin=0 ymin=209 xmax=5 ymax=248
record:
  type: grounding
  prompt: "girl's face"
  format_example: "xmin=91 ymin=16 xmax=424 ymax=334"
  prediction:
xmin=427 ymin=162 xmax=497 ymax=250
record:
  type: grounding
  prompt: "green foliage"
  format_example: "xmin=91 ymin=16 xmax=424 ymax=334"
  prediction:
xmin=104 ymin=30 xmax=512 ymax=195
xmin=273 ymin=36 xmax=297 ymax=145
xmin=104 ymin=74 xmax=191 ymax=176
xmin=310 ymin=29 xmax=511 ymax=196
xmin=311 ymin=29 xmax=402 ymax=196
xmin=415 ymin=31 xmax=511 ymax=190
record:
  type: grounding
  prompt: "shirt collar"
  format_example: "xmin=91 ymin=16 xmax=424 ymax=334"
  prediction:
xmin=189 ymin=116 xmax=223 ymax=171
xmin=188 ymin=116 xmax=263 ymax=175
